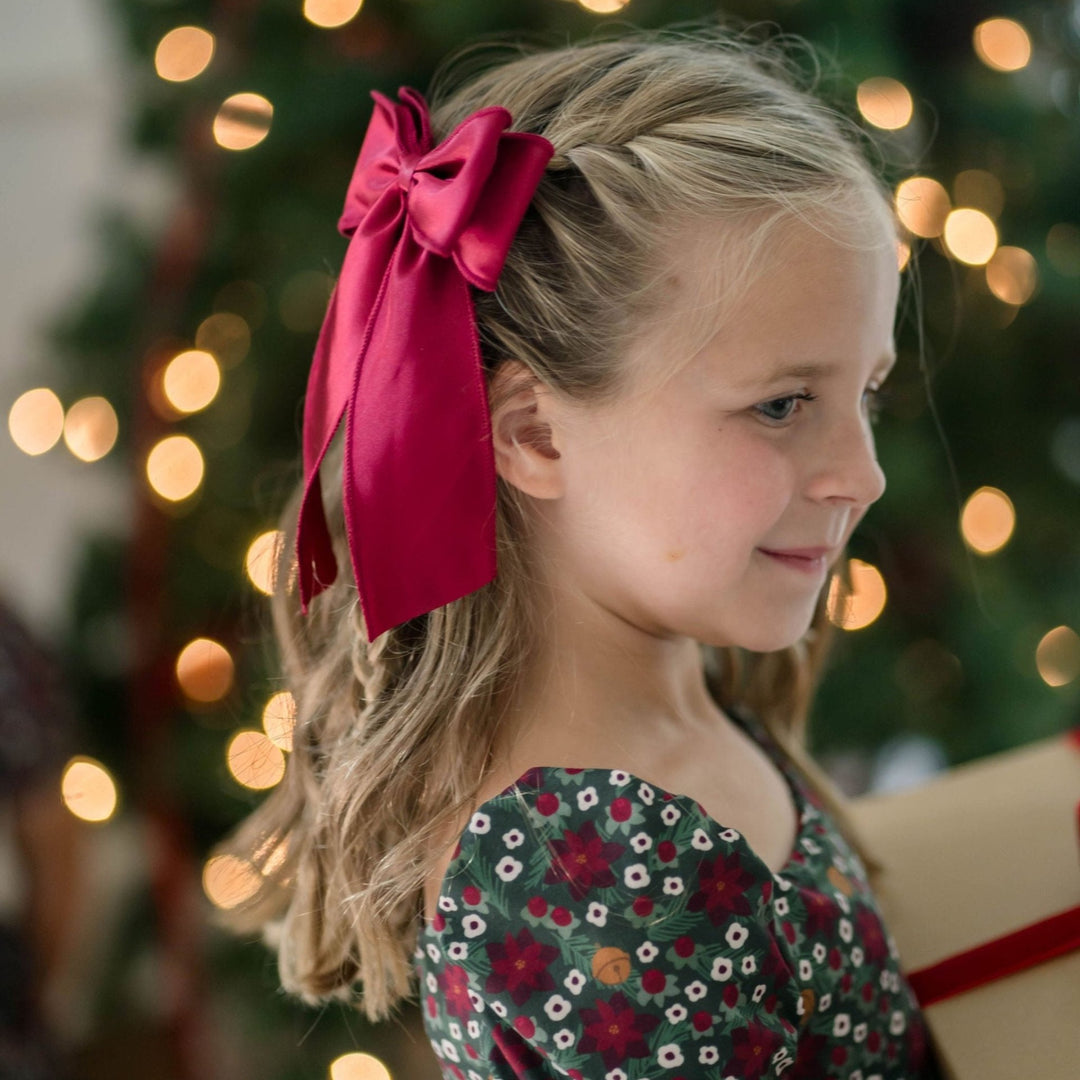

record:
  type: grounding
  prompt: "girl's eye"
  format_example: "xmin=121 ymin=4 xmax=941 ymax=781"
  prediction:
xmin=753 ymin=387 xmax=894 ymax=426
xmin=753 ymin=391 xmax=817 ymax=424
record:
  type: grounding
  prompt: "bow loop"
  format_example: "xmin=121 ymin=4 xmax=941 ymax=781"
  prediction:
xmin=295 ymin=86 xmax=554 ymax=640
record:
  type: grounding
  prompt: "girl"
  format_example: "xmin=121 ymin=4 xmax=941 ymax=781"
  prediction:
xmin=216 ymin=22 xmax=944 ymax=1080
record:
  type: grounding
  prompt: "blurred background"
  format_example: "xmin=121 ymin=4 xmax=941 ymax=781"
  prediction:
xmin=1 ymin=0 xmax=1078 ymax=1077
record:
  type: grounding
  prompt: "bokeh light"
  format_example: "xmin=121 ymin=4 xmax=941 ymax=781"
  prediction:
xmin=303 ymin=0 xmax=364 ymax=28
xmin=894 ymin=177 xmax=950 ymax=238
xmin=227 ymin=730 xmax=286 ymax=790
xmin=253 ymin=830 xmax=290 ymax=876
xmin=195 ymin=312 xmax=250 ymax=368
xmin=262 ymin=691 xmax=296 ymax=751
xmin=213 ymin=93 xmax=273 ymax=151
xmin=8 ymin=388 xmax=64 ymax=456
xmin=203 ymin=853 xmax=261 ymax=909
xmin=960 ymin=486 xmax=1015 ymax=554
xmin=176 ymin=637 xmax=235 ymax=703
xmin=146 ymin=435 xmax=204 ymax=501
xmin=973 ymin=17 xmax=1032 ymax=72
xmin=61 ymin=757 xmax=119 ymax=823
xmin=942 ymin=208 xmax=998 ymax=265
xmin=985 ymin=246 xmax=1038 ymax=305
xmin=855 ymin=76 xmax=913 ymax=130
xmin=577 ymin=0 xmax=629 ymax=11
xmin=63 ymin=396 xmax=119 ymax=462
xmin=329 ymin=1053 xmax=392 ymax=1080
xmin=1035 ymin=626 xmax=1080 ymax=687
xmin=245 ymin=530 xmax=283 ymax=595
xmin=826 ymin=558 xmax=887 ymax=631
xmin=162 ymin=349 xmax=221 ymax=414
xmin=154 ymin=26 xmax=215 ymax=82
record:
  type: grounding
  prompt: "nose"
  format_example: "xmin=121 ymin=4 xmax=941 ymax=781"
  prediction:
xmin=803 ymin=411 xmax=887 ymax=509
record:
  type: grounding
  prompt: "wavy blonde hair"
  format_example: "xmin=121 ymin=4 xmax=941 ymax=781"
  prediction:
xmin=212 ymin=21 xmax=906 ymax=1025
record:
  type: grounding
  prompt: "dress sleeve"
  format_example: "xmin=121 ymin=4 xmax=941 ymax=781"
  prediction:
xmin=438 ymin=768 xmax=803 ymax=1079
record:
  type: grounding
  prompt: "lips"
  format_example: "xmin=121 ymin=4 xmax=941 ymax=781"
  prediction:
xmin=759 ymin=546 xmax=834 ymax=559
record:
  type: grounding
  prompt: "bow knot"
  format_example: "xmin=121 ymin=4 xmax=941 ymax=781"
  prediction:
xmin=295 ymin=86 xmax=554 ymax=641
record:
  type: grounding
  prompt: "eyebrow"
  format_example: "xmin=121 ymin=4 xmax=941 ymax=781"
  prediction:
xmin=736 ymin=353 xmax=897 ymax=387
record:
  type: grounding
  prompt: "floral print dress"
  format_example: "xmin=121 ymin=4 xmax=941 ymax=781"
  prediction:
xmin=415 ymin=705 xmax=942 ymax=1080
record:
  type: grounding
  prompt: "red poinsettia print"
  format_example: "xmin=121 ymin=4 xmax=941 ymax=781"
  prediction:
xmin=544 ymin=818 xmax=626 ymax=900
xmin=484 ymin=926 xmax=560 ymax=1006
xmin=577 ymin=991 xmax=662 ymax=1070
xmin=416 ymin=705 xmax=942 ymax=1080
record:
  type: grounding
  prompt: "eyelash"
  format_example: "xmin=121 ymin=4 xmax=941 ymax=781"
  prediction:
xmin=754 ymin=387 xmax=893 ymax=426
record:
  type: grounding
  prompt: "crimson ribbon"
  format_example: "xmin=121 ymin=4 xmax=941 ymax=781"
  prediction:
xmin=296 ymin=87 xmax=553 ymax=640
xmin=906 ymin=724 xmax=1080 ymax=1007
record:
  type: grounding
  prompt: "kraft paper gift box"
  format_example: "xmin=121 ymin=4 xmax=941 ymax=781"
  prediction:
xmin=848 ymin=725 xmax=1080 ymax=1080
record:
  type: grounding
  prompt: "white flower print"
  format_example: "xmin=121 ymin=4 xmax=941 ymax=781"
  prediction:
xmin=719 ymin=828 xmax=741 ymax=843
xmin=467 ymin=988 xmax=484 ymax=1013
xmin=710 ymin=956 xmax=733 ymax=981
xmin=448 ymin=1021 xmax=462 ymax=1040
xmin=577 ymin=786 xmax=599 ymax=811
xmin=889 ymin=1010 xmax=906 ymax=1035
xmin=800 ymin=837 xmax=821 ymax=855
xmin=437 ymin=895 xmax=458 ymax=913
xmin=425 ymin=972 xmax=438 ymax=994
xmin=461 ymin=913 xmax=487 ymax=938
xmin=774 ymin=897 xmax=790 ymax=916
xmin=467 ymin=1071 xmax=485 ymax=1080
xmin=545 ymin=994 xmax=572 ymax=1022
xmin=586 ymin=902 xmax=609 ymax=927
xmin=740 ymin=955 xmax=757 ymax=976
xmin=817 ymin=992 xmax=832 ymax=1012
xmin=698 ymin=1046 xmax=720 ymax=1065
xmin=554 ymin=1028 xmax=576 ymax=1050
xmin=447 ymin=942 xmax=468 ymax=961
xmin=812 ymin=942 xmax=826 ymax=963
xmin=603 ymin=1069 xmax=628 ymax=1080
xmin=564 ymin=969 xmax=586 ymax=995
xmin=752 ymin=983 xmax=767 ymax=1002
xmin=426 ymin=943 xmax=441 ymax=963
xmin=637 ymin=782 xmax=655 ymax=805
xmin=631 ymin=831 xmax=653 ymax=853
xmin=838 ymin=917 xmax=853 ymax=943
xmin=853 ymin=1021 xmax=868 ymax=1043
xmin=685 ymin=980 xmax=708 ymax=1001
xmin=636 ymin=941 xmax=659 ymax=963
xmin=724 ymin=923 xmax=749 ymax=950
xmin=467 ymin=1019 xmax=481 ymax=1039
xmin=502 ymin=827 xmax=525 ymax=849
xmin=851 ymin=946 xmax=864 ymax=967
xmin=440 ymin=1038 xmax=460 ymax=1062
xmin=609 ymin=769 xmax=632 ymax=787
xmin=624 ymin=863 xmax=651 ymax=889
xmin=776 ymin=876 xmax=793 ymax=892
xmin=656 ymin=1044 xmax=685 ymax=1068
xmin=836 ymin=892 xmax=851 ymax=913
xmin=798 ymin=958 xmax=813 ymax=981
xmin=468 ymin=811 xmax=491 ymax=834
xmin=833 ymin=1013 xmax=851 ymax=1037
xmin=660 ymin=804 xmax=682 ymax=826
xmin=662 ymin=876 xmax=685 ymax=896
xmin=489 ymin=999 xmax=507 ymax=1018
xmin=690 ymin=827 xmax=714 ymax=851
xmin=665 ymin=1003 xmax=688 ymax=1024
xmin=849 ymin=1072 xmax=864 ymax=1080
xmin=495 ymin=856 xmax=523 ymax=882
xmin=878 ymin=970 xmax=890 ymax=990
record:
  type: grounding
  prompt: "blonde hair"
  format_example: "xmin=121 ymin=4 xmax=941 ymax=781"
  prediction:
xmin=212 ymin=20 xmax=905 ymax=1025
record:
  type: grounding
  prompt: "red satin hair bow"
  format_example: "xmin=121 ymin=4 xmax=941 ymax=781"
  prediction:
xmin=295 ymin=86 xmax=554 ymax=641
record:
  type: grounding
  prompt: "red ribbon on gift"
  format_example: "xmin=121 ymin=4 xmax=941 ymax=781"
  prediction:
xmin=906 ymin=724 xmax=1080 ymax=1007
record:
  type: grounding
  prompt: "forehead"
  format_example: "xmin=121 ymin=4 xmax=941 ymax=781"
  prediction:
xmin=626 ymin=207 xmax=901 ymax=395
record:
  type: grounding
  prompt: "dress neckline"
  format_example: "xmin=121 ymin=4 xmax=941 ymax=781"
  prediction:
xmin=423 ymin=707 xmax=809 ymax=933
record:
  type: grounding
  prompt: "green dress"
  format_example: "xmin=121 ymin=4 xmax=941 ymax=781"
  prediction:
xmin=415 ymin=705 xmax=941 ymax=1079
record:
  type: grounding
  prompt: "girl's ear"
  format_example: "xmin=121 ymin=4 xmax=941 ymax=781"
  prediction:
xmin=488 ymin=360 xmax=565 ymax=500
